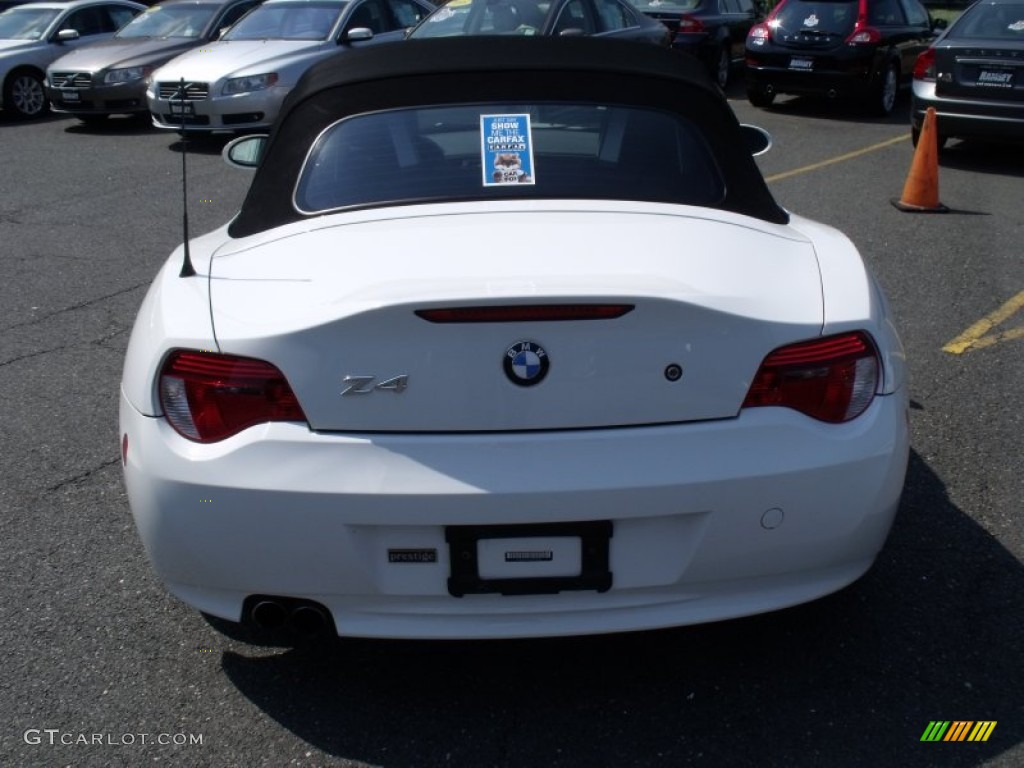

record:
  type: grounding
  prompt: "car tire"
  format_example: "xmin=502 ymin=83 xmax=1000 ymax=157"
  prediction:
xmin=746 ymin=85 xmax=775 ymax=108
xmin=871 ymin=61 xmax=899 ymax=116
xmin=713 ymin=44 xmax=731 ymax=90
xmin=3 ymin=69 xmax=48 ymax=119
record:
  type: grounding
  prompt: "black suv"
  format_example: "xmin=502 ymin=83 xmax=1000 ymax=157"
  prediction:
xmin=744 ymin=0 xmax=941 ymax=114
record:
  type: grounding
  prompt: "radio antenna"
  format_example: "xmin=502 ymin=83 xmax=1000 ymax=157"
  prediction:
xmin=178 ymin=77 xmax=196 ymax=277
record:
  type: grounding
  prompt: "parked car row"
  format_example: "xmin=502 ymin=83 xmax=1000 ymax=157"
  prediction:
xmin=1 ymin=0 xmax=1021 ymax=145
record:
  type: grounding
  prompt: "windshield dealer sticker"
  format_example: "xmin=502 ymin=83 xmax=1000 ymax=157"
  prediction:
xmin=803 ymin=13 xmax=819 ymax=27
xmin=1009 ymin=20 xmax=1024 ymax=31
xmin=481 ymin=114 xmax=536 ymax=186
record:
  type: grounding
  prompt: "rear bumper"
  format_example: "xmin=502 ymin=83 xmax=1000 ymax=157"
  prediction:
xmin=745 ymin=52 xmax=879 ymax=98
xmin=911 ymin=80 xmax=1024 ymax=140
xmin=121 ymin=386 xmax=909 ymax=639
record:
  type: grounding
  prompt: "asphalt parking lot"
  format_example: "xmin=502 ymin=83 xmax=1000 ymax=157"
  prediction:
xmin=1 ymin=81 xmax=1022 ymax=767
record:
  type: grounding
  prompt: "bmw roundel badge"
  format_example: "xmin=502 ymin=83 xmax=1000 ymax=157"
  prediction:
xmin=504 ymin=341 xmax=550 ymax=387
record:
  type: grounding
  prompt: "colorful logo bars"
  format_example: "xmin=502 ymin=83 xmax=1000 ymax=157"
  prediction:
xmin=921 ymin=721 xmax=997 ymax=742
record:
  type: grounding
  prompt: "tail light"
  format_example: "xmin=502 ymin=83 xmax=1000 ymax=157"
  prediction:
xmin=159 ymin=350 xmax=307 ymax=443
xmin=676 ymin=14 xmax=706 ymax=34
xmin=748 ymin=22 xmax=772 ymax=45
xmin=846 ymin=24 xmax=881 ymax=44
xmin=913 ymin=47 xmax=937 ymax=81
xmin=847 ymin=0 xmax=880 ymax=44
xmin=742 ymin=332 xmax=880 ymax=423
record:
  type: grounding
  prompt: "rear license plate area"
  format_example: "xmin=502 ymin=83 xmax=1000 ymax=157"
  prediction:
xmin=976 ymin=69 xmax=1014 ymax=88
xmin=446 ymin=521 xmax=612 ymax=597
xmin=789 ymin=56 xmax=814 ymax=71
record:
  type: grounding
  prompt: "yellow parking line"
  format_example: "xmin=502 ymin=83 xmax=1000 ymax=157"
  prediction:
xmin=943 ymin=290 xmax=1024 ymax=354
xmin=764 ymin=135 xmax=908 ymax=183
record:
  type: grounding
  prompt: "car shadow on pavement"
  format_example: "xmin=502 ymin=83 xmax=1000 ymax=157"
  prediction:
xmin=939 ymin=140 xmax=1024 ymax=179
xmin=216 ymin=449 xmax=1022 ymax=767
xmin=748 ymin=94 xmax=914 ymax=128
xmin=63 ymin=115 xmax=154 ymax=136
xmin=167 ymin=133 xmax=238 ymax=156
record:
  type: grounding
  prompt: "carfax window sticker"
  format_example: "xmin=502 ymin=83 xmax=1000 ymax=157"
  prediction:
xmin=480 ymin=113 xmax=536 ymax=186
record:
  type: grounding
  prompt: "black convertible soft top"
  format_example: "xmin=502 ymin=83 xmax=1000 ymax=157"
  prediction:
xmin=229 ymin=36 xmax=788 ymax=238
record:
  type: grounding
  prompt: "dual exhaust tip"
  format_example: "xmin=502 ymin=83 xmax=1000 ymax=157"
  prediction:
xmin=244 ymin=595 xmax=334 ymax=637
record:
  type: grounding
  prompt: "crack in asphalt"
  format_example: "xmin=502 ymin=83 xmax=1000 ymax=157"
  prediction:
xmin=0 ymin=345 xmax=71 ymax=370
xmin=46 ymin=457 xmax=121 ymax=493
xmin=1 ymin=280 xmax=150 ymax=333
xmin=0 ymin=325 xmax=132 ymax=369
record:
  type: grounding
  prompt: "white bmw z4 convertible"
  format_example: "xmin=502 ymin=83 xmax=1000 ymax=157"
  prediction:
xmin=120 ymin=36 xmax=909 ymax=640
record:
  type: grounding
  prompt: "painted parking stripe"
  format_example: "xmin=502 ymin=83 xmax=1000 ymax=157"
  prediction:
xmin=764 ymin=135 xmax=908 ymax=183
xmin=943 ymin=290 xmax=1024 ymax=354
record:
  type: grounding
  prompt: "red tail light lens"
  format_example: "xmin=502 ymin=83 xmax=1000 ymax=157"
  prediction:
xmin=415 ymin=304 xmax=634 ymax=323
xmin=742 ymin=332 xmax=880 ymax=423
xmin=748 ymin=22 xmax=772 ymax=44
xmin=913 ymin=47 xmax=936 ymax=81
xmin=159 ymin=351 xmax=307 ymax=442
xmin=677 ymin=14 xmax=705 ymax=34
xmin=846 ymin=24 xmax=881 ymax=44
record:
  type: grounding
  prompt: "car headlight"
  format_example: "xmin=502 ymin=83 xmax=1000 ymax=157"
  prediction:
xmin=222 ymin=73 xmax=278 ymax=95
xmin=104 ymin=66 xmax=149 ymax=84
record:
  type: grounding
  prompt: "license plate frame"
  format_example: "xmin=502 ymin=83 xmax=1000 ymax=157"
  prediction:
xmin=789 ymin=56 xmax=815 ymax=71
xmin=169 ymin=100 xmax=195 ymax=116
xmin=60 ymin=89 xmax=80 ymax=103
xmin=446 ymin=520 xmax=612 ymax=597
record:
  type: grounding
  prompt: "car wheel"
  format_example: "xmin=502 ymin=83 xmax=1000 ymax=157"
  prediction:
xmin=713 ymin=44 xmax=731 ymax=89
xmin=872 ymin=61 xmax=899 ymax=116
xmin=746 ymin=85 xmax=775 ymax=108
xmin=3 ymin=69 xmax=48 ymax=119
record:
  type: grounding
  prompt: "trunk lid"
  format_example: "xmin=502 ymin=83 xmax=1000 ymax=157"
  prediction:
xmin=935 ymin=44 xmax=1024 ymax=101
xmin=209 ymin=206 xmax=823 ymax=432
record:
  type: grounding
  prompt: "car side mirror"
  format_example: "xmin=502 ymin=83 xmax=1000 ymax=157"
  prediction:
xmin=223 ymin=133 xmax=269 ymax=169
xmin=931 ymin=18 xmax=947 ymax=31
xmin=57 ymin=29 xmax=80 ymax=42
xmin=218 ymin=26 xmax=230 ymax=39
xmin=343 ymin=27 xmax=373 ymax=43
xmin=740 ymin=124 xmax=772 ymax=156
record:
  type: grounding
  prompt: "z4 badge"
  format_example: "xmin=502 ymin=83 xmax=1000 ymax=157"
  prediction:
xmin=341 ymin=374 xmax=409 ymax=395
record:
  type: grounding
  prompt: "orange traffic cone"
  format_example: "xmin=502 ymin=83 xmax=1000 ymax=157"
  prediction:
xmin=892 ymin=107 xmax=948 ymax=213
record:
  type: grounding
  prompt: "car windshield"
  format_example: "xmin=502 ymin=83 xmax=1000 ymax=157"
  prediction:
xmin=116 ymin=4 xmax=219 ymax=38
xmin=951 ymin=2 xmax=1024 ymax=39
xmin=0 ymin=7 xmax=60 ymax=39
xmin=772 ymin=0 xmax=857 ymax=36
xmin=411 ymin=0 xmax=550 ymax=37
xmin=294 ymin=103 xmax=724 ymax=213
xmin=223 ymin=0 xmax=345 ymax=40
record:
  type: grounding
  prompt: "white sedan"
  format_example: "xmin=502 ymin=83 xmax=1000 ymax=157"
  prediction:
xmin=121 ymin=36 xmax=909 ymax=640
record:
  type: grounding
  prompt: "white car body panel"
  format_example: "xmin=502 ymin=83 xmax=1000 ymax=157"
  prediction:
xmin=788 ymin=212 xmax=906 ymax=394
xmin=206 ymin=202 xmax=826 ymax=431
xmin=120 ymin=199 xmax=909 ymax=638
xmin=121 ymin=387 xmax=908 ymax=638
